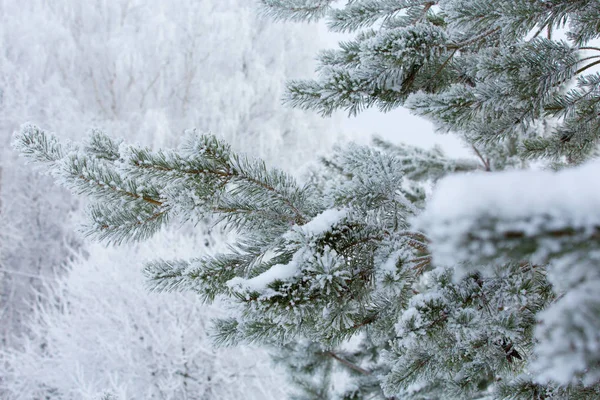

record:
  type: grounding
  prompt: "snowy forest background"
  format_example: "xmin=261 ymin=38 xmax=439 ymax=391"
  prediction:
xmin=0 ymin=1 xmax=346 ymax=397
xmin=3 ymin=0 xmax=600 ymax=399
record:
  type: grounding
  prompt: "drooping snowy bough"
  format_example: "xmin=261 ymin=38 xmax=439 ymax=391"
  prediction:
xmin=416 ymin=163 xmax=600 ymax=387
xmin=16 ymin=123 xmax=600 ymax=399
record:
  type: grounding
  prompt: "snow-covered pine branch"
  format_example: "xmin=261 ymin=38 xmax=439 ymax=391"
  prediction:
xmin=416 ymin=163 xmax=600 ymax=268
xmin=259 ymin=0 xmax=337 ymax=22
xmin=416 ymin=162 xmax=600 ymax=387
xmin=14 ymin=127 xmax=431 ymax=347
xmin=17 ymin=123 xmax=592 ymax=398
xmin=263 ymin=0 xmax=600 ymax=168
xmin=14 ymin=125 xmax=317 ymax=244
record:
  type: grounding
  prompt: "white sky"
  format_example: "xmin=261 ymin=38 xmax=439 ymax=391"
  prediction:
xmin=336 ymin=107 xmax=472 ymax=158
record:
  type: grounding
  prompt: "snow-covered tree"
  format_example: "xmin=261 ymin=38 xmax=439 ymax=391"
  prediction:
xmin=11 ymin=0 xmax=600 ymax=399
xmin=0 ymin=231 xmax=286 ymax=400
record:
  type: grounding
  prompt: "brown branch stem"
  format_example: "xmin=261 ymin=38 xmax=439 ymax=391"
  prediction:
xmin=133 ymin=160 xmax=307 ymax=224
xmin=448 ymin=27 xmax=500 ymax=50
xmin=76 ymin=173 xmax=163 ymax=207
xmin=323 ymin=351 xmax=372 ymax=376
xmin=471 ymin=145 xmax=491 ymax=171
xmin=575 ymin=59 xmax=600 ymax=75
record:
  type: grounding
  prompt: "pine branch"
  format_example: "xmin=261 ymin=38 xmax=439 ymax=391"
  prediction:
xmin=575 ymin=59 xmax=600 ymax=75
xmin=259 ymin=0 xmax=335 ymax=22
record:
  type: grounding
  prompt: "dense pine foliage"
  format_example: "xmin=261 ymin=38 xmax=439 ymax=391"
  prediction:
xmin=12 ymin=0 xmax=600 ymax=399
xmin=263 ymin=0 xmax=600 ymax=167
